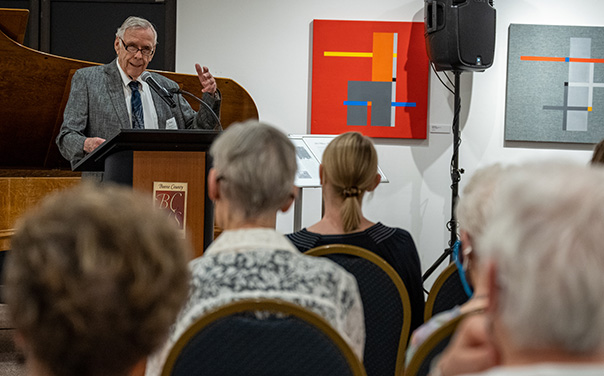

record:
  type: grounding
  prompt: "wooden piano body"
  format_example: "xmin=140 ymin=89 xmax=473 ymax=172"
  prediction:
xmin=0 ymin=8 xmax=259 ymax=250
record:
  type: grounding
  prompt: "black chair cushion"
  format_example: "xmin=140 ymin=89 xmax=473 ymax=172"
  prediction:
xmin=326 ymin=254 xmax=404 ymax=376
xmin=432 ymin=270 xmax=468 ymax=317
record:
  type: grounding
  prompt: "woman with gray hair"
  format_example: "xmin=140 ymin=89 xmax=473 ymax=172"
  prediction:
xmin=405 ymin=164 xmax=506 ymax=365
xmin=145 ymin=121 xmax=365 ymax=376
xmin=436 ymin=161 xmax=604 ymax=376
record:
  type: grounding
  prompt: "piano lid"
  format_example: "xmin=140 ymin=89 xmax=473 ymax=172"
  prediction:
xmin=0 ymin=8 xmax=258 ymax=170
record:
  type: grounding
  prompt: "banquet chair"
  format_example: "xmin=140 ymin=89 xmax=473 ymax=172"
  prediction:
xmin=404 ymin=313 xmax=467 ymax=376
xmin=161 ymin=298 xmax=367 ymax=376
xmin=306 ymin=244 xmax=412 ymax=376
xmin=424 ymin=263 xmax=469 ymax=322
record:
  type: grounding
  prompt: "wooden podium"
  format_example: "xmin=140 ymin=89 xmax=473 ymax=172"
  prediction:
xmin=74 ymin=129 xmax=220 ymax=258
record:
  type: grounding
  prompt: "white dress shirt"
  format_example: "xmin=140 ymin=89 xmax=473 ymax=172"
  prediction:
xmin=116 ymin=63 xmax=159 ymax=129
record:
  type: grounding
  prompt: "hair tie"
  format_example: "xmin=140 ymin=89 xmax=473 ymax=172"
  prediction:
xmin=342 ymin=186 xmax=360 ymax=198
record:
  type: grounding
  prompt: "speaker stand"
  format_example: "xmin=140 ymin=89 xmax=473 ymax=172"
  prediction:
xmin=423 ymin=70 xmax=464 ymax=282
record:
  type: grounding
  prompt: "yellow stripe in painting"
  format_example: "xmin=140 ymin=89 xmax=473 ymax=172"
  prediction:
xmin=324 ymin=52 xmax=398 ymax=58
xmin=324 ymin=52 xmax=372 ymax=57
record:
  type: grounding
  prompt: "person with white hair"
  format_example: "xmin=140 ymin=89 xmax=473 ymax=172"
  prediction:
xmin=145 ymin=121 xmax=365 ymax=376
xmin=405 ymin=164 xmax=506 ymax=365
xmin=434 ymin=161 xmax=604 ymax=376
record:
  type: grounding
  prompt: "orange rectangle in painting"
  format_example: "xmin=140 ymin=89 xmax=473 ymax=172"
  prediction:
xmin=520 ymin=56 xmax=566 ymax=62
xmin=372 ymin=33 xmax=394 ymax=82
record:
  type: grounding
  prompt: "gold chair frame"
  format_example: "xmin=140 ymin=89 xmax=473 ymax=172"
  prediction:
xmin=424 ymin=263 xmax=459 ymax=322
xmin=404 ymin=313 xmax=467 ymax=376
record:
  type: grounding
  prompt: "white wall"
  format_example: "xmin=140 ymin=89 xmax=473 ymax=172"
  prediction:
xmin=176 ymin=0 xmax=600 ymax=286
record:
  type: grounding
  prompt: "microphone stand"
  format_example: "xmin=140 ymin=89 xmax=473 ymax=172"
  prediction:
xmin=169 ymin=88 xmax=223 ymax=130
xmin=422 ymin=70 xmax=464 ymax=282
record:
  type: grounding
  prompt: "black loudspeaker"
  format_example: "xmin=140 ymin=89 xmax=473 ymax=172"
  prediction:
xmin=424 ymin=0 xmax=496 ymax=72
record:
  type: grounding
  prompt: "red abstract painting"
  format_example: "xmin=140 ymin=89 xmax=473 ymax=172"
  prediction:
xmin=311 ymin=20 xmax=429 ymax=139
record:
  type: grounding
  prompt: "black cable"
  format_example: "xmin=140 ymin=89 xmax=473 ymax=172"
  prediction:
xmin=430 ymin=62 xmax=455 ymax=94
xmin=443 ymin=70 xmax=455 ymax=88
xmin=169 ymin=88 xmax=222 ymax=130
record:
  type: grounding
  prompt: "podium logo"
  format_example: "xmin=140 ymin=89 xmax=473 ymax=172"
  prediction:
xmin=153 ymin=182 xmax=188 ymax=237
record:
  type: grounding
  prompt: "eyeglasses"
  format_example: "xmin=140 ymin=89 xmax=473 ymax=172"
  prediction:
xmin=120 ymin=38 xmax=154 ymax=57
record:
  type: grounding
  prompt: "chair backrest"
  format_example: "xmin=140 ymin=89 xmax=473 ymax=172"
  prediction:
xmin=424 ymin=263 xmax=469 ymax=322
xmin=404 ymin=313 xmax=466 ymax=376
xmin=305 ymin=244 xmax=412 ymax=376
xmin=161 ymin=298 xmax=367 ymax=376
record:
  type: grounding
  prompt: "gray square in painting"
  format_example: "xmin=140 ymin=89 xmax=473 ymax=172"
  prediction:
xmin=567 ymin=110 xmax=589 ymax=131
xmin=347 ymin=81 xmax=393 ymax=126
xmin=505 ymin=24 xmax=604 ymax=144
xmin=567 ymin=86 xmax=589 ymax=107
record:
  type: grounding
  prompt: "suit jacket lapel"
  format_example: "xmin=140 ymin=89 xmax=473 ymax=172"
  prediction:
xmin=105 ymin=60 xmax=131 ymax=129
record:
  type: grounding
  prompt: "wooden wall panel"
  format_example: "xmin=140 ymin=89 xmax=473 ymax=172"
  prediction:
xmin=0 ymin=177 xmax=81 ymax=250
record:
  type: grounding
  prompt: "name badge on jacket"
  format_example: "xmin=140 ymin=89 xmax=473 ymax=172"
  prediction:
xmin=166 ymin=117 xmax=178 ymax=130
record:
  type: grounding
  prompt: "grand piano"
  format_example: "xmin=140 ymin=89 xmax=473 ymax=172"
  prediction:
xmin=0 ymin=8 xmax=259 ymax=251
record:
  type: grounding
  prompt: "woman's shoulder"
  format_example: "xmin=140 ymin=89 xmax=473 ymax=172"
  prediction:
xmin=286 ymin=229 xmax=321 ymax=252
xmin=366 ymin=222 xmax=414 ymax=244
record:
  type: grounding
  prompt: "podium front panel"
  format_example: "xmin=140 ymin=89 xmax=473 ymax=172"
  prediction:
xmin=132 ymin=151 xmax=207 ymax=259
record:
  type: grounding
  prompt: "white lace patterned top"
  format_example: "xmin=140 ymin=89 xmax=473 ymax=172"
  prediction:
xmin=144 ymin=228 xmax=366 ymax=376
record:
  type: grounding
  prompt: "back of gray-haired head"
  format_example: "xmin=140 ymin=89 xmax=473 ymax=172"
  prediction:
xmin=456 ymin=163 xmax=507 ymax=242
xmin=477 ymin=161 xmax=604 ymax=353
xmin=210 ymin=120 xmax=296 ymax=219
xmin=116 ymin=16 xmax=157 ymax=45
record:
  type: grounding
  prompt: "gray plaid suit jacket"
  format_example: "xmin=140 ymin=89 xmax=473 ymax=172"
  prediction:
xmin=56 ymin=59 xmax=222 ymax=168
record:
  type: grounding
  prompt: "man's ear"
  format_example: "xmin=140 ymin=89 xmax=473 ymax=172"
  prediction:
xmin=280 ymin=186 xmax=298 ymax=213
xmin=368 ymin=173 xmax=381 ymax=192
xmin=208 ymin=168 xmax=220 ymax=201
xmin=114 ymin=36 xmax=120 ymax=55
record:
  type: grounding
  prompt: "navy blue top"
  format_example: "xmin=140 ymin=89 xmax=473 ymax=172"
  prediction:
xmin=287 ymin=222 xmax=425 ymax=333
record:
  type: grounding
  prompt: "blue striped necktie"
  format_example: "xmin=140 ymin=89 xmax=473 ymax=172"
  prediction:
xmin=129 ymin=81 xmax=144 ymax=129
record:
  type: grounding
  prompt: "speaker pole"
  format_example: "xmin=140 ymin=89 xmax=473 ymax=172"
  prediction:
xmin=423 ymin=70 xmax=464 ymax=282
xmin=449 ymin=70 xmax=463 ymax=252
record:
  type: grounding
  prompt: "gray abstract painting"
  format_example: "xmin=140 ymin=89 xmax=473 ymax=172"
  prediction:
xmin=505 ymin=24 xmax=604 ymax=144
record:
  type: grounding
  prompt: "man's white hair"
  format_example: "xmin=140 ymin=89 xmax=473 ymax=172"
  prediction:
xmin=116 ymin=16 xmax=157 ymax=45
xmin=477 ymin=161 xmax=604 ymax=353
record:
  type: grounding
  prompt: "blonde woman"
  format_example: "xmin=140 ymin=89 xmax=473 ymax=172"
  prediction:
xmin=287 ymin=131 xmax=424 ymax=333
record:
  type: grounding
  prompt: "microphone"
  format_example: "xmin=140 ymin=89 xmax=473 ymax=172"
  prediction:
xmin=168 ymin=88 xmax=222 ymax=130
xmin=140 ymin=71 xmax=176 ymax=108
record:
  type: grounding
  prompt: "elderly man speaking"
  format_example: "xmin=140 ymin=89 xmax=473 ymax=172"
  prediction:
xmin=56 ymin=16 xmax=221 ymax=168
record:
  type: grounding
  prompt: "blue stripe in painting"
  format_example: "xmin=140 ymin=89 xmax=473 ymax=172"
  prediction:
xmin=344 ymin=101 xmax=369 ymax=106
xmin=392 ymin=102 xmax=416 ymax=107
